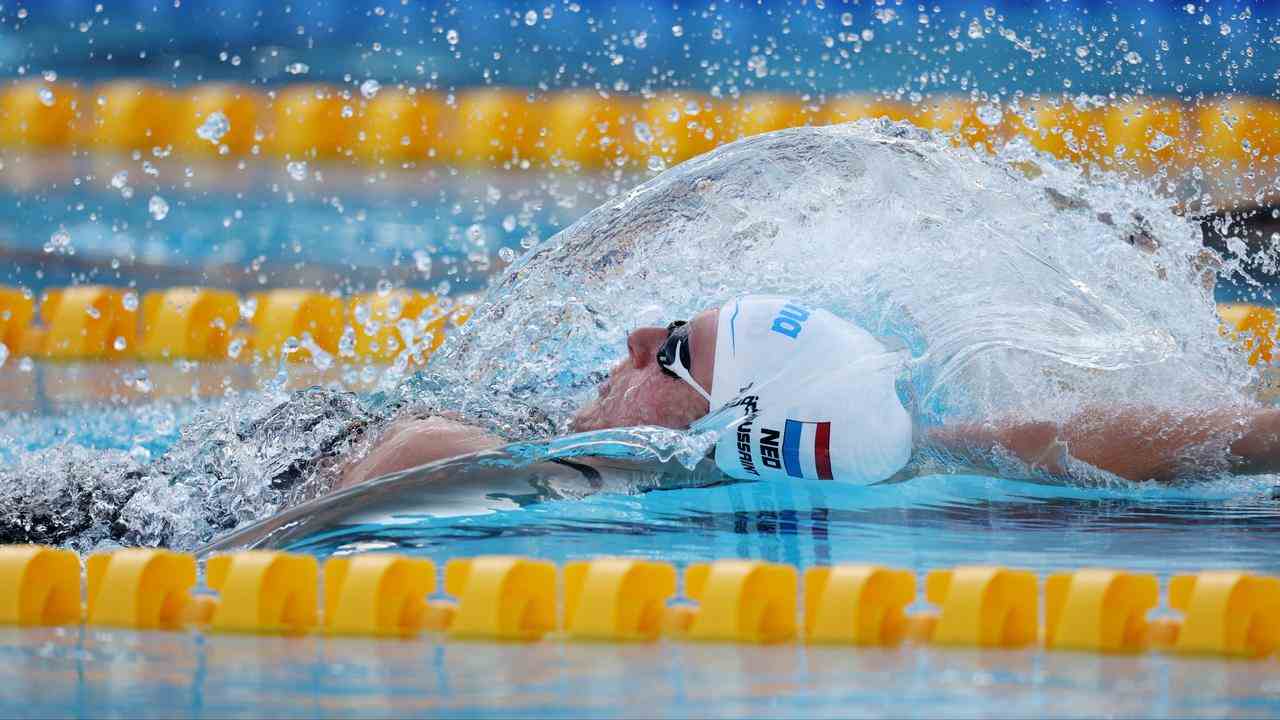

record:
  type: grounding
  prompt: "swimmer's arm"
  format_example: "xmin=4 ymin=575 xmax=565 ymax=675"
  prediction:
xmin=921 ymin=407 xmax=1280 ymax=483
xmin=337 ymin=416 xmax=503 ymax=490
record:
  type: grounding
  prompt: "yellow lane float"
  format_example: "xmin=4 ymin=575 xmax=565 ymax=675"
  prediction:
xmin=451 ymin=88 xmax=538 ymax=168
xmin=86 ymin=80 xmax=178 ymax=153
xmin=536 ymin=91 xmax=640 ymax=169
xmin=0 ymin=80 xmax=85 ymax=149
xmin=267 ymin=84 xmax=358 ymax=160
xmin=356 ymin=88 xmax=448 ymax=164
xmin=5 ymin=547 xmax=1280 ymax=660
xmin=137 ymin=287 xmax=240 ymax=361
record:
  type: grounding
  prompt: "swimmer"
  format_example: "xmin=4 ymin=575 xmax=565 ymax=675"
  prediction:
xmin=9 ymin=294 xmax=1278 ymax=550
xmin=342 ymin=294 xmax=1280 ymax=489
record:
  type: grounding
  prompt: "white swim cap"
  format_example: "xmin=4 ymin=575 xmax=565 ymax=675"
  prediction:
xmin=709 ymin=296 xmax=913 ymax=485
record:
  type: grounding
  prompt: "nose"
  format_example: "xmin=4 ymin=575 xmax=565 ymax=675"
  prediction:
xmin=626 ymin=326 xmax=668 ymax=369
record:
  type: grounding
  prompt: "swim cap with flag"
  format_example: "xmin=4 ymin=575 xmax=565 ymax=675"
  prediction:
xmin=709 ymin=295 xmax=913 ymax=485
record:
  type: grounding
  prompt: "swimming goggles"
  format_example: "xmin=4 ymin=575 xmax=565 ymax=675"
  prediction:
xmin=656 ymin=320 xmax=712 ymax=402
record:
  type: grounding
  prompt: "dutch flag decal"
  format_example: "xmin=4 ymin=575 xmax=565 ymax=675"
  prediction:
xmin=781 ymin=419 xmax=833 ymax=481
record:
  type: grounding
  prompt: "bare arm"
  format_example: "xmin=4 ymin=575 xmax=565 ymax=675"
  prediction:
xmin=926 ymin=406 xmax=1280 ymax=483
xmin=337 ymin=415 xmax=503 ymax=490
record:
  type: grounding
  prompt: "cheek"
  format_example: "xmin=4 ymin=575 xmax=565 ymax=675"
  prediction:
xmin=572 ymin=366 xmax=709 ymax=431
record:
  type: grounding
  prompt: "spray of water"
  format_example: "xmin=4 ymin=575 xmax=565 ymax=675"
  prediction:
xmin=431 ymin=120 xmax=1250 ymax=438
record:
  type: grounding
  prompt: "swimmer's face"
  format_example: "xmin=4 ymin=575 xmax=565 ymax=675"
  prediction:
xmin=570 ymin=308 xmax=718 ymax=433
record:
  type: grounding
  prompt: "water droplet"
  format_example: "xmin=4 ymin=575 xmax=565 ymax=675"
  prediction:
xmin=148 ymin=195 xmax=169 ymax=220
xmin=413 ymin=249 xmax=433 ymax=275
xmin=499 ymin=246 xmax=516 ymax=262
xmin=285 ymin=62 xmax=310 ymax=75
xmin=41 ymin=69 xmax=56 ymax=82
xmin=286 ymin=160 xmax=308 ymax=181
xmin=44 ymin=228 xmax=71 ymax=254
xmin=132 ymin=368 xmax=152 ymax=394
xmin=113 ymin=336 xmax=127 ymax=351
xmin=110 ymin=170 xmax=129 ymax=189
xmin=1184 ymin=3 xmax=1196 ymax=13
xmin=973 ymin=103 xmax=1001 ymax=126
xmin=238 ymin=297 xmax=258 ymax=321
xmin=967 ymin=19 xmax=984 ymax=39
xmin=196 ymin=111 xmax=229 ymax=143
xmin=1219 ymin=22 xmax=1231 ymax=36
xmin=524 ymin=9 xmax=538 ymax=26
xmin=1147 ymin=131 xmax=1173 ymax=152
xmin=840 ymin=12 xmax=853 ymax=26
xmin=446 ymin=29 xmax=459 ymax=45
xmin=37 ymin=87 xmax=54 ymax=107
xmin=1075 ymin=46 xmax=1089 ymax=59
xmin=376 ymin=279 xmax=394 ymax=296
xmin=1124 ymin=51 xmax=1142 ymax=65
xmin=633 ymin=121 xmax=654 ymax=144
xmin=647 ymin=155 xmax=667 ymax=172
xmin=873 ymin=7 xmax=896 ymax=23
xmin=360 ymin=79 xmax=381 ymax=99
xmin=227 ymin=336 xmax=245 ymax=359
xmin=121 ymin=291 xmax=139 ymax=311
xmin=671 ymin=24 xmax=683 ymax=38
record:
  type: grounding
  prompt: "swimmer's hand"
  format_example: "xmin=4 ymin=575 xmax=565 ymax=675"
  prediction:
xmin=337 ymin=416 xmax=502 ymax=490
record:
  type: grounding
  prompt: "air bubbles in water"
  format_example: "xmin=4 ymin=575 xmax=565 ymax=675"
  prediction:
xmin=967 ymin=18 xmax=984 ymax=39
xmin=0 ymin=342 xmax=8 ymax=369
xmin=524 ymin=10 xmax=537 ymax=26
xmin=1124 ymin=51 xmax=1143 ymax=64
xmin=446 ymin=29 xmax=459 ymax=45
xmin=196 ymin=111 xmax=230 ymax=144
xmin=647 ymin=155 xmax=667 ymax=171
xmin=148 ymin=195 xmax=170 ymax=220
xmin=226 ymin=337 xmax=245 ymax=360
xmin=285 ymin=62 xmax=310 ymax=75
xmin=359 ymin=79 xmax=380 ymax=99
xmin=499 ymin=247 xmax=516 ymax=263
xmin=37 ymin=86 xmax=55 ymax=107
xmin=286 ymin=160 xmax=308 ymax=181
xmin=113 ymin=336 xmax=127 ymax=351
xmin=633 ymin=121 xmax=654 ymax=144
xmin=110 ymin=170 xmax=128 ymax=189
xmin=122 ymin=291 xmax=139 ymax=311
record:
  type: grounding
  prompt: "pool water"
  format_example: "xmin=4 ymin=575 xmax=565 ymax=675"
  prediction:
xmin=6 ymin=624 xmax=1280 ymax=718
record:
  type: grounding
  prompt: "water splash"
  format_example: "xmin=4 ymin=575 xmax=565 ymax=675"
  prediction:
xmin=0 ymin=121 xmax=1260 ymax=552
xmin=431 ymin=121 xmax=1246 ymax=440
